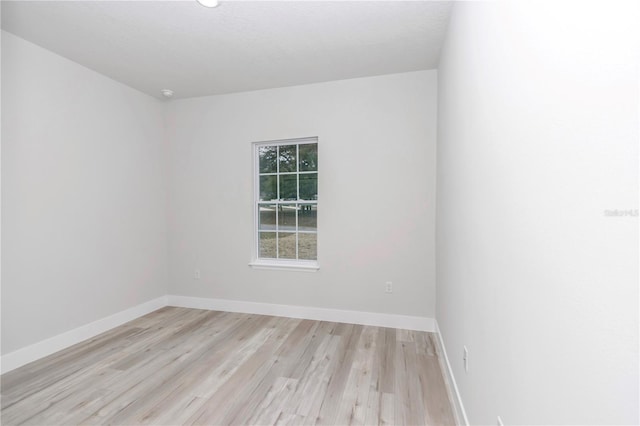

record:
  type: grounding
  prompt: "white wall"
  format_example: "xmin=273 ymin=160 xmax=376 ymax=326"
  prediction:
xmin=165 ymin=71 xmax=437 ymax=318
xmin=436 ymin=2 xmax=639 ymax=425
xmin=1 ymin=32 xmax=169 ymax=354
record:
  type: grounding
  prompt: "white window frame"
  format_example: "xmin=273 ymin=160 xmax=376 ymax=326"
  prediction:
xmin=249 ymin=137 xmax=319 ymax=272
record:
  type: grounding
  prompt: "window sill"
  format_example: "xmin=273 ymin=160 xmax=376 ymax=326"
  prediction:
xmin=249 ymin=260 xmax=319 ymax=272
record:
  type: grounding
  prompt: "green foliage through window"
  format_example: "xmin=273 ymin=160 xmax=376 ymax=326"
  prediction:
xmin=256 ymin=139 xmax=318 ymax=261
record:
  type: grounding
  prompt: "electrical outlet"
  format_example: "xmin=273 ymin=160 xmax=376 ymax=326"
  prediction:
xmin=194 ymin=269 xmax=201 ymax=280
xmin=463 ymin=346 xmax=469 ymax=373
xmin=497 ymin=416 xmax=504 ymax=426
xmin=385 ymin=281 xmax=393 ymax=293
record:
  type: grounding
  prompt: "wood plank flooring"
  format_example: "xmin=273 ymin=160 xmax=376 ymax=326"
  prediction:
xmin=1 ymin=307 xmax=456 ymax=425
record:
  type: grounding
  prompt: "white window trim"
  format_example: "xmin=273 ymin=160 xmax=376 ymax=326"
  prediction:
xmin=250 ymin=137 xmax=319 ymax=271
xmin=248 ymin=259 xmax=319 ymax=272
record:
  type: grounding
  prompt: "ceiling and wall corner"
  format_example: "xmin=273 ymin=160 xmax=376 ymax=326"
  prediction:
xmin=1 ymin=1 xmax=444 ymax=362
xmin=0 ymin=0 xmax=452 ymax=99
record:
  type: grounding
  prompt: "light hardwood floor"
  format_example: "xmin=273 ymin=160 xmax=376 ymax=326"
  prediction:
xmin=1 ymin=307 xmax=456 ymax=425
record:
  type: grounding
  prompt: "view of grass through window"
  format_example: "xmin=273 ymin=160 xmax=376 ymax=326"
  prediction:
xmin=256 ymin=139 xmax=318 ymax=261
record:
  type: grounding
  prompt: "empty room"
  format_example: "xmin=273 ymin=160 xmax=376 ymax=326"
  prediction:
xmin=1 ymin=0 xmax=638 ymax=425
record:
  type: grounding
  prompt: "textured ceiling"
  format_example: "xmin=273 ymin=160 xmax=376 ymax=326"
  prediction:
xmin=1 ymin=1 xmax=452 ymax=99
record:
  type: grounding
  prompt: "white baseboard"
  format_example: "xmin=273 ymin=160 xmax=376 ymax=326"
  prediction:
xmin=167 ymin=295 xmax=436 ymax=332
xmin=1 ymin=294 xmax=435 ymax=375
xmin=0 ymin=296 xmax=168 ymax=374
xmin=435 ymin=320 xmax=469 ymax=426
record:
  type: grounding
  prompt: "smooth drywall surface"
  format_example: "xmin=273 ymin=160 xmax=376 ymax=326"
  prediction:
xmin=166 ymin=71 xmax=437 ymax=318
xmin=437 ymin=2 xmax=639 ymax=424
xmin=1 ymin=32 xmax=169 ymax=354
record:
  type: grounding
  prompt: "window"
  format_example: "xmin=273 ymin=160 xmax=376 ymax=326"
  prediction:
xmin=251 ymin=137 xmax=318 ymax=270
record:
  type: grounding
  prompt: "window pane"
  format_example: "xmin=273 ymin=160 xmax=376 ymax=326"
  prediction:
xmin=299 ymin=143 xmax=318 ymax=171
xmin=299 ymin=173 xmax=317 ymax=200
xmin=260 ymin=175 xmax=277 ymax=201
xmin=279 ymin=145 xmax=297 ymax=172
xmin=279 ymin=174 xmax=297 ymax=200
xmin=259 ymin=146 xmax=277 ymax=173
xmin=259 ymin=204 xmax=276 ymax=231
xmin=259 ymin=232 xmax=277 ymax=258
xmin=278 ymin=233 xmax=296 ymax=259
xmin=298 ymin=233 xmax=317 ymax=260
xmin=298 ymin=204 xmax=317 ymax=232
xmin=278 ymin=204 xmax=297 ymax=232
xmin=255 ymin=139 xmax=318 ymax=265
